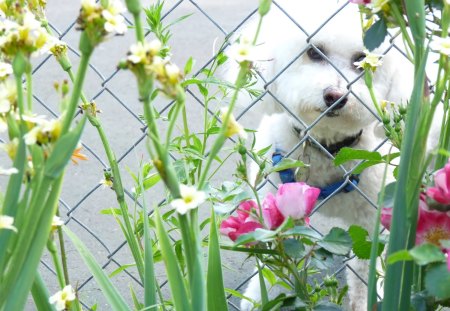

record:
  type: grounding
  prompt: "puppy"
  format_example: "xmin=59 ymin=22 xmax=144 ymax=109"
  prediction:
xmin=230 ymin=1 xmax=414 ymax=310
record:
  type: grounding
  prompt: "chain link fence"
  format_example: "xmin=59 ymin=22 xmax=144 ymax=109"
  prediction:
xmin=25 ymin=0 xmax=405 ymax=309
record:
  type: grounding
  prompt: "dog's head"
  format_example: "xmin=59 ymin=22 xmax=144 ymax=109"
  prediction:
xmin=246 ymin=0 xmax=413 ymax=143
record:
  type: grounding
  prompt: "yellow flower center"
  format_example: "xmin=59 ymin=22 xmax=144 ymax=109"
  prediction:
xmin=424 ymin=227 xmax=450 ymax=246
xmin=184 ymin=195 xmax=194 ymax=204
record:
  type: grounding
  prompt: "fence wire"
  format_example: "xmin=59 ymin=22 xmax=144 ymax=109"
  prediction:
xmin=30 ymin=0 xmax=404 ymax=309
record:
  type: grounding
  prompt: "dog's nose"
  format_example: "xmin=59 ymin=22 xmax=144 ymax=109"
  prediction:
xmin=323 ymin=87 xmax=348 ymax=109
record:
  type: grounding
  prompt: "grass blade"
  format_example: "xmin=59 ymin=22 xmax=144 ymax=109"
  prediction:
xmin=206 ymin=209 xmax=227 ymax=311
xmin=63 ymin=226 xmax=130 ymax=311
xmin=154 ymin=208 xmax=192 ymax=311
xmin=31 ymin=272 xmax=56 ymax=311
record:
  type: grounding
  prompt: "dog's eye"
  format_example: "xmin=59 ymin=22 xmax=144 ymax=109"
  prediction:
xmin=307 ymin=47 xmax=325 ymax=62
xmin=353 ymin=52 xmax=366 ymax=69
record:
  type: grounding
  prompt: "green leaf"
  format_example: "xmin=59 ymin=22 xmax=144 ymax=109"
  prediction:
xmin=108 ymin=263 xmax=137 ymax=278
xmin=143 ymin=173 xmax=161 ymax=190
xmin=317 ymin=227 xmax=352 ymax=255
xmin=409 ymin=243 xmax=446 ymax=265
xmin=425 ymin=263 xmax=450 ymax=299
xmin=100 ymin=208 xmax=123 ymax=215
xmin=269 ymin=158 xmax=305 ymax=173
xmin=348 ymin=225 xmax=384 ymax=260
xmin=235 ymin=228 xmax=277 ymax=245
xmin=184 ymin=57 xmax=195 ymax=75
xmin=207 ymin=210 xmax=227 ymax=311
xmin=154 ymin=209 xmax=192 ymax=311
xmin=387 ymin=250 xmax=413 ymax=265
xmin=333 ymin=148 xmax=382 ymax=166
xmin=31 ymin=273 xmax=56 ymax=311
xmin=63 ymin=227 xmax=130 ymax=311
xmin=45 ymin=118 xmax=86 ymax=179
xmin=283 ymin=239 xmax=305 ymax=258
xmin=363 ymin=18 xmax=388 ymax=51
xmin=282 ymin=226 xmax=322 ymax=240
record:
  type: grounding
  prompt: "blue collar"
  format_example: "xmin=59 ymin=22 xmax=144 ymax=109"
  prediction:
xmin=272 ymin=150 xmax=359 ymax=200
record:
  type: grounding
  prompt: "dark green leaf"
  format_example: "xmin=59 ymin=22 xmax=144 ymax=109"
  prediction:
xmin=282 ymin=226 xmax=322 ymax=240
xmin=363 ymin=18 xmax=388 ymax=51
xmin=283 ymin=239 xmax=306 ymax=258
xmin=269 ymin=158 xmax=305 ymax=173
xmin=425 ymin=263 xmax=450 ymax=299
xmin=409 ymin=243 xmax=446 ymax=265
xmin=317 ymin=227 xmax=352 ymax=255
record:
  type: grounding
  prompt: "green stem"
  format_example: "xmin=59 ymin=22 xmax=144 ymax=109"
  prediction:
xmin=391 ymin=4 xmax=415 ymax=56
xmin=26 ymin=63 xmax=33 ymax=112
xmin=47 ymin=237 xmax=66 ymax=288
xmin=62 ymin=51 xmax=92 ymax=134
xmin=57 ymin=225 xmax=70 ymax=285
xmin=198 ymin=67 xmax=247 ymax=189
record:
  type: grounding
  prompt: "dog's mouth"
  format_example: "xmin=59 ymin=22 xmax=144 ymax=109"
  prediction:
xmin=317 ymin=109 xmax=340 ymax=118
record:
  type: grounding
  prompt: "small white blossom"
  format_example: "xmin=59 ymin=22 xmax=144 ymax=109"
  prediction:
xmin=354 ymin=50 xmax=383 ymax=71
xmin=430 ymin=37 xmax=450 ymax=56
xmin=0 ymin=62 xmax=13 ymax=78
xmin=107 ymin=0 xmax=126 ymax=15
xmin=23 ymin=126 xmax=40 ymax=145
xmin=0 ymin=215 xmax=17 ymax=232
xmin=220 ymin=107 xmax=247 ymax=139
xmin=165 ymin=63 xmax=181 ymax=84
xmin=171 ymin=185 xmax=206 ymax=215
xmin=49 ymin=285 xmax=76 ymax=311
xmin=0 ymin=79 xmax=16 ymax=113
xmin=99 ymin=178 xmax=113 ymax=189
xmin=52 ymin=216 xmax=64 ymax=228
xmin=102 ymin=10 xmax=127 ymax=35
xmin=226 ymin=35 xmax=257 ymax=63
xmin=127 ymin=42 xmax=150 ymax=64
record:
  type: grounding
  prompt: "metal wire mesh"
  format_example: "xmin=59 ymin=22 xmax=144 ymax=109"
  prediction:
xmin=27 ymin=0 xmax=404 ymax=309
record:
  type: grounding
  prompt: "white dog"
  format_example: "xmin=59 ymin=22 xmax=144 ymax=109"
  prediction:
xmin=229 ymin=1 xmax=415 ymax=310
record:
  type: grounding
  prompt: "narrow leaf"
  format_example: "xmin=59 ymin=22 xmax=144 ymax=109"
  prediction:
xmin=63 ymin=227 xmax=130 ymax=311
xmin=206 ymin=209 xmax=228 ymax=311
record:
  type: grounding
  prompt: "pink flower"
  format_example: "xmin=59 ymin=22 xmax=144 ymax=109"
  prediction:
xmin=415 ymin=205 xmax=450 ymax=247
xmin=220 ymin=200 xmax=262 ymax=242
xmin=380 ymin=207 xmax=393 ymax=230
xmin=349 ymin=0 xmax=371 ymax=4
xmin=426 ymin=162 xmax=450 ymax=205
xmin=275 ymin=183 xmax=320 ymax=220
xmin=262 ymin=193 xmax=285 ymax=230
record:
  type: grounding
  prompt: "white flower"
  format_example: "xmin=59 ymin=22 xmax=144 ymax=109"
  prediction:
xmin=0 ymin=62 xmax=13 ymax=78
xmin=24 ymin=126 xmax=41 ymax=145
xmin=0 ymin=167 xmax=18 ymax=175
xmin=22 ymin=11 xmax=42 ymax=31
xmin=171 ymin=185 xmax=206 ymax=215
xmin=226 ymin=35 xmax=257 ymax=63
xmin=0 ymin=78 xmax=17 ymax=113
xmin=354 ymin=50 xmax=383 ymax=71
xmin=127 ymin=42 xmax=149 ymax=64
xmin=0 ymin=215 xmax=17 ymax=232
xmin=220 ymin=107 xmax=247 ymax=139
xmin=165 ymin=63 xmax=181 ymax=84
xmin=106 ymin=0 xmax=126 ymax=15
xmin=102 ymin=10 xmax=127 ymax=34
xmin=49 ymin=285 xmax=76 ymax=311
xmin=81 ymin=0 xmax=97 ymax=10
xmin=148 ymin=39 xmax=162 ymax=55
xmin=99 ymin=178 xmax=113 ymax=188
xmin=430 ymin=37 xmax=450 ymax=56
xmin=52 ymin=216 xmax=64 ymax=228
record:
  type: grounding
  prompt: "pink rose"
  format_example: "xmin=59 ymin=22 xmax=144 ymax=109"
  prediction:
xmin=426 ymin=161 xmax=450 ymax=205
xmin=262 ymin=193 xmax=285 ymax=230
xmin=275 ymin=183 xmax=320 ymax=220
xmin=220 ymin=200 xmax=262 ymax=242
xmin=380 ymin=207 xmax=393 ymax=231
